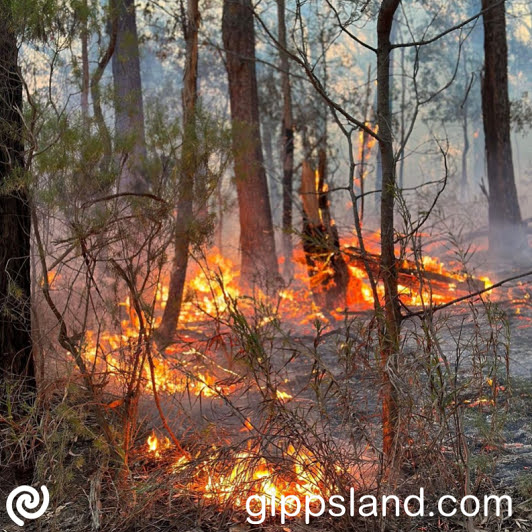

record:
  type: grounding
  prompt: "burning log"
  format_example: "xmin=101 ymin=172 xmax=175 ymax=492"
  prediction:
xmin=343 ymin=246 xmax=486 ymax=300
xmin=300 ymin=153 xmax=349 ymax=310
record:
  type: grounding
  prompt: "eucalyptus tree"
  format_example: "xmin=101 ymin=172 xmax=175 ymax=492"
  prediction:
xmin=222 ymin=0 xmax=279 ymax=288
xmin=481 ymin=0 xmax=526 ymax=256
xmin=158 ymin=0 xmax=201 ymax=342
xmin=278 ymin=0 xmax=295 ymax=279
xmin=111 ymin=0 xmax=149 ymax=192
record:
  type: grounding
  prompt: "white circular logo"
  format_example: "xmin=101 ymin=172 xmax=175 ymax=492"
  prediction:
xmin=6 ymin=485 xmax=49 ymax=527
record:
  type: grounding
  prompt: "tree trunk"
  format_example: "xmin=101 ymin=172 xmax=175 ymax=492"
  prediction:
xmin=0 ymin=5 xmax=35 ymax=390
xmin=111 ymin=0 xmax=148 ymax=193
xmin=461 ymin=99 xmax=469 ymax=195
xmin=358 ymin=65 xmax=373 ymax=221
xmin=377 ymin=0 xmax=401 ymax=460
xmin=157 ymin=0 xmax=200 ymax=343
xmin=481 ymin=0 xmax=526 ymax=256
xmin=398 ymin=46 xmax=406 ymax=190
xmin=222 ymin=0 xmax=279 ymax=289
xmin=81 ymin=0 xmax=90 ymax=122
xmin=277 ymin=0 xmax=294 ymax=280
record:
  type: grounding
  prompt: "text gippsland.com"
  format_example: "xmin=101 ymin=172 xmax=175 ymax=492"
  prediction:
xmin=245 ymin=488 xmax=513 ymax=524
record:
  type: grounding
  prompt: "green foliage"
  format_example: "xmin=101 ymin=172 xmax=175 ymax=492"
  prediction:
xmin=7 ymin=0 xmax=60 ymax=41
xmin=34 ymin=396 xmax=110 ymax=504
xmin=34 ymin=111 xmax=116 ymax=207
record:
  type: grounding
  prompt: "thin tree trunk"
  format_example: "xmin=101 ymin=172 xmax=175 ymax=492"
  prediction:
xmin=157 ymin=0 xmax=200 ymax=343
xmin=216 ymin=178 xmax=224 ymax=252
xmin=398 ymin=46 xmax=406 ymax=190
xmin=222 ymin=0 xmax=279 ymax=288
xmin=358 ymin=65 xmax=372 ymax=221
xmin=261 ymin=120 xmax=277 ymax=218
xmin=90 ymin=12 xmax=117 ymax=177
xmin=461 ymin=100 xmax=469 ymax=195
xmin=0 ymin=4 xmax=35 ymax=391
xmin=460 ymin=58 xmax=470 ymax=196
xmin=80 ymin=0 xmax=90 ymax=122
xmin=377 ymin=0 xmax=401 ymax=460
xmin=111 ymin=0 xmax=148 ymax=193
xmin=481 ymin=0 xmax=526 ymax=255
xmin=277 ymin=0 xmax=294 ymax=280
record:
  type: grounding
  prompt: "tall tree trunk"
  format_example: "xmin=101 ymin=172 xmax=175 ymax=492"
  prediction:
xmin=0 ymin=5 xmax=34 ymax=390
xmin=222 ymin=0 xmax=279 ymax=288
xmin=157 ymin=0 xmax=200 ymax=343
xmin=111 ymin=0 xmax=148 ymax=193
xmin=398 ymin=46 xmax=406 ymax=190
xmin=481 ymin=0 xmax=526 ymax=255
xmin=80 ymin=0 xmax=90 ymax=122
xmin=261 ymin=119 xmax=277 ymax=218
xmin=377 ymin=0 xmax=401 ymax=460
xmin=461 ymin=99 xmax=469 ymax=195
xmin=277 ymin=0 xmax=294 ymax=280
xmin=460 ymin=57 xmax=470 ymax=196
xmin=358 ymin=65 xmax=373 ymax=221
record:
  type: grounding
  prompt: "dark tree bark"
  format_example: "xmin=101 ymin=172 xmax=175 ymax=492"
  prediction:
xmin=377 ymin=0 xmax=401 ymax=460
xmin=157 ymin=0 xmax=200 ymax=343
xmin=481 ymin=0 xmax=526 ymax=255
xmin=222 ymin=0 xmax=279 ymax=288
xmin=111 ymin=0 xmax=148 ymax=192
xmin=0 ymin=6 xmax=34 ymax=389
xmin=277 ymin=0 xmax=295 ymax=280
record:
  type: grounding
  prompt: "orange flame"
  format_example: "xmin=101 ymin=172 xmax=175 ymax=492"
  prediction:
xmin=147 ymin=430 xmax=171 ymax=458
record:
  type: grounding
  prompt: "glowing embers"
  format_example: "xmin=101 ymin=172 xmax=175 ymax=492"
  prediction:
xmin=79 ymin=242 xmax=495 ymax=411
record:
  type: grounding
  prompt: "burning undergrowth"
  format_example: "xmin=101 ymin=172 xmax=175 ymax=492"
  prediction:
xmin=28 ymin=203 xmax=524 ymax=531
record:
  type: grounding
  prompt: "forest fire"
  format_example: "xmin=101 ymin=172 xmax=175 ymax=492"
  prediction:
xmin=3 ymin=0 xmax=530 ymax=528
xmin=200 ymin=444 xmax=328 ymax=508
xmin=76 ymin=239 xmax=497 ymax=516
xmin=145 ymin=431 xmax=333 ymax=511
xmin=77 ymin=240 xmax=492 ymax=406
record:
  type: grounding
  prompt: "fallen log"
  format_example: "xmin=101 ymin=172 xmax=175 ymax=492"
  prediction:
xmin=343 ymin=246 xmax=485 ymax=297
